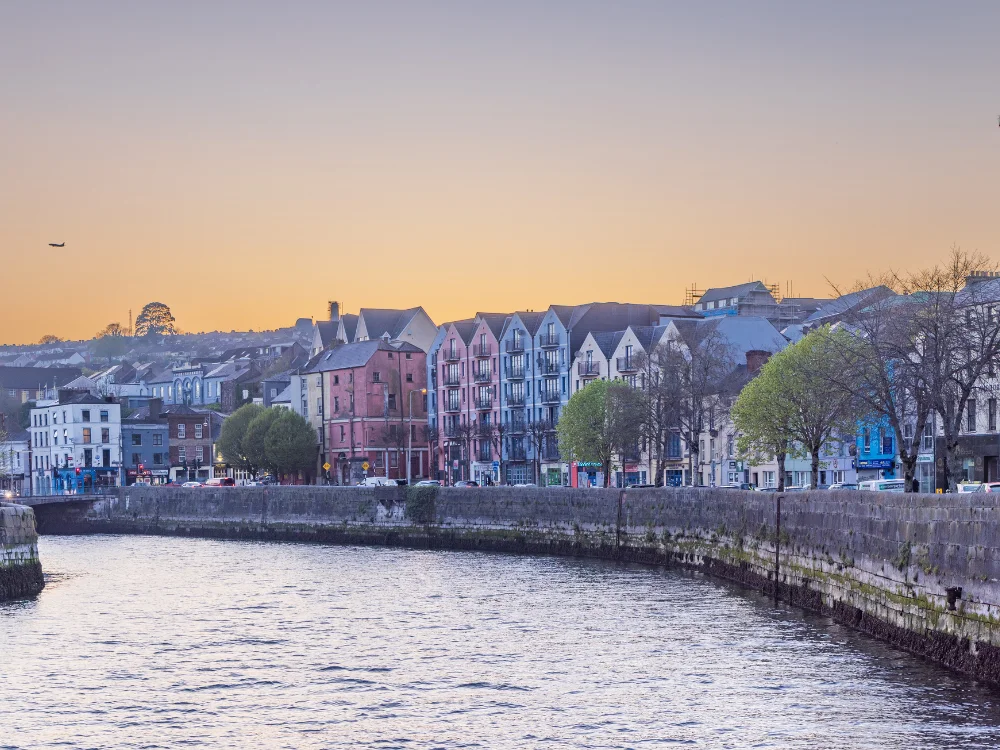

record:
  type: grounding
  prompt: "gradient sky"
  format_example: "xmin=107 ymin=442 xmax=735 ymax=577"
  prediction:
xmin=2 ymin=1 xmax=998 ymax=344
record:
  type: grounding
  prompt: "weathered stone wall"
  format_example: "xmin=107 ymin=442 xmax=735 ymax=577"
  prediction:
xmin=0 ymin=503 xmax=44 ymax=601
xmin=32 ymin=485 xmax=1000 ymax=683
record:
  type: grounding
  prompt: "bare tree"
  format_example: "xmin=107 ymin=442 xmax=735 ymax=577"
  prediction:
xmin=455 ymin=421 xmax=478 ymax=482
xmin=525 ymin=419 xmax=550 ymax=485
xmin=378 ymin=423 xmax=408 ymax=478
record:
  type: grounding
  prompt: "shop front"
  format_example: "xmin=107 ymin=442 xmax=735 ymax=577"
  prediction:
xmin=570 ymin=461 xmax=604 ymax=488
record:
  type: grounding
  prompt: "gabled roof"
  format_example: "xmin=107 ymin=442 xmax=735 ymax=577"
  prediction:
xmin=505 ymin=311 xmax=547 ymax=337
xmin=475 ymin=313 xmax=510 ymax=340
xmin=204 ymin=362 xmax=246 ymax=381
xmin=628 ymin=325 xmax=670 ymax=353
xmin=448 ymin=318 xmax=477 ymax=345
xmin=588 ymin=331 xmax=619 ymax=360
xmin=358 ymin=308 xmax=422 ymax=341
xmin=0 ymin=366 xmax=82 ymax=390
xmin=63 ymin=375 xmax=97 ymax=392
xmin=271 ymin=384 xmax=292 ymax=404
xmin=340 ymin=313 xmax=359 ymax=342
xmin=698 ymin=281 xmax=769 ymax=305
xmin=675 ymin=316 xmax=787 ymax=356
xmin=303 ymin=339 xmax=392 ymax=373
xmin=654 ymin=304 xmax=703 ymax=320
xmin=314 ymin=320 xmax=339 ymax=348
xmin=804 ymin=286 xmax=895 ymax=324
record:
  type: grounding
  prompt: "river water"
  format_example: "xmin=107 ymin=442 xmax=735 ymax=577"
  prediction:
xmin=2 ymin=537 xmax=1000 ymax=749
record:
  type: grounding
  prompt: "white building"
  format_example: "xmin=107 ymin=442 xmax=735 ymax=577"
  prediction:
xmin=29 ymin=394 xmax=122 ymax=495
xmin=0 ymin=430 xmax=30 ymax=496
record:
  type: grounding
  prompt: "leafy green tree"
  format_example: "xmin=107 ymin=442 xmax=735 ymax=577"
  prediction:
xmin=264 ymin=411 xmax=317 ymax=478
xmin=217 ymin=403 xmax=265 ymax=474
xmin=134 ymin=302 xmax=177 ymax=337
xmin=558 ymin=379 xmax=645 ymax=487
xmin=732 ymin=362 xmax=792 ymax=491
xmin=244 ymin=408 xmax=283 ymax=475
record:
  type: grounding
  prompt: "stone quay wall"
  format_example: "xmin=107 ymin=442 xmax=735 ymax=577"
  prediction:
xmin=34 ymin=485 xmax=1000 ymax=684
xmin=0 ymin=503 xmax=44 ymax=601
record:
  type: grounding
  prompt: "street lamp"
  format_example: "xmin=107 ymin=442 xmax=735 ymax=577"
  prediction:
xmin=408 ymin=388 xmax=428 ymax=485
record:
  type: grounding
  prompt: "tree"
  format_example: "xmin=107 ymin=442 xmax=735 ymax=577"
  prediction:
xmin=732 ymin=366 xmax=792 ymax=491
xmin=264 ymin=411 xmax=317 ymax=479
xmin=455 ymin=421 xmax=478 ymax=482
xmin=525 ymin=418 xmax=550 ymax=486
xmin=96 ymin=322 xmax=127 ymax=338
xmin=93 ymin=323 xmax=130 ymax=359
xmin=217 ymin=403 xmax=265 ymax=475
xmin=483 ymin=420 xmax=508 ymax=485
xmin=244 ymin=408 xmax=284 ymax=475
xmin=37 ymin=334 xmax=60 ymax=345
xmin=557 ymin=379 xmax=644 ymax=488
xmin=134 ymin=302 xmax=177 ymax=337
xmin=378 ymin=422 xmax=409 ymax=477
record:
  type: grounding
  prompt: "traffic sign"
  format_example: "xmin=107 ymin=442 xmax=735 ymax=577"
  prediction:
xmin=322 ymin=462 xmax=331 ymax=471
xmin=362 ymin=461 xmax=370 ymax=471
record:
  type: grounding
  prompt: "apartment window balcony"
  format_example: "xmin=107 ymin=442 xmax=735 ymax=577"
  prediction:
xmin=474 ymin=396 xmax=493 ymax=410
xmin=442 ymin=373 xmax=461 ymax=386
xmin=507 ymin=365 xmax=525 ymax=380
xmin=542 ymin=447 xmax=561 ymax=461
xmin=616 ymin=357 xmax=638 ymax=373
xmin=473 ymin=370 xmax=492 ymax=384
xmin=508 ymin=445 xmax=527 ymax=461
xmin=540 ymin=389 xmax=562 ymax=404
xmin=537 ymin=357 xmax=560 ymax=375
xmin=540 ymin=333 xmax=560 ymax=348
xmin=507 ymin=393 xmax=526 ymax=407
xmin=505 ymin=339 xmax=524 ymax=353
xmin=442 ymin=425 xmax=460 ymax=438
xmin=477 ymin=447 xmax=492 ymax=462
xmin=577 ymin=362 xmax=600 ymax=377
xmin=444 ymin=349 xmax=461 ymax=362
xmin=443 ymin=399 xmax=462 ymax=413
xmin=473 ymin=343 xmax=492 ymax=358
xmin=509 ymin=418 xmax=526 ymax=435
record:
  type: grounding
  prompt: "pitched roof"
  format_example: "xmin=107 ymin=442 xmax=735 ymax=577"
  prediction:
xmin=271 ymin=384 xmax=292 ymax=404
xmin=698 ymin=281 xmax=769 ymax=305
xmin=359 ymin=308 xmax=421 ymax=341
xmin=303 ymin=339 xmax=387 ymax=373
xmin=507 ymin=311 xmax=547 ymax=336
xmin=449 ymin=318 xmax=477 ymax=344
xmin=204 ymin=362 xmax=246 ymax=381
xmin=63 ymin=375 xmax=97 ymax=392
xmin=628 ymin=325 xmax=670 ymax=353
xmin=340 ymin=313 xmax=359 ymax=342
xmin=314 ymin=320 xmax=339 ymax=348
xmin=804 ymin=286 xmax=894 ymax=323
xmin=475 ymin=313 xmax=510 ymax=340
xmin=691 ymin=316 xmax=788 ymax=355
xmin=0 ymin=366 xmax=82 ymax=390
xmin=654 ymin=304 xmax=703 ymax=320
xmin=589 ymin=331 xmax=619 ymax=359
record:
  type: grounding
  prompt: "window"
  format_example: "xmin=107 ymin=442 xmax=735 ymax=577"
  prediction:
xmin=967 ymin=399 xmax=977 ymax=432
xmin=372 ymin=371 xmax=381 ymax=383
xmin=390 ymin=451 xmax=398 ymax=468
xmin=194 ymin=424 xmax=203 ymax=439
xmin=863 ymin=428 xmax=871 ymax=453
xmin=881 ymin=431 xmax=892 ymax=455
xmin=101 ymin=428 xmax=110 ymax=443
xmin=922 ymin=422 xmax=934 ymax=451
xmin=82 ymin=427 xmax=91 ymax=443
xmin=334 ymin=396 xmax=340 ymax=412
xmin=317 ymin=397 xmax=322 ymax=414
xmin=100 ymin=410 xmax=109 ymax=422
xmin=406 ymin=373 xmax=413 ymax=382
xmin=727 ymin=434 xmax=734 ymax=458
xmin=334 ymin=375 xmax=339 ymax=385
xmin=178 ymin=446 xmax=186 ymax=462
xmin=177 ymin=423 xmax=186 ymax=439
xmin=132 ymin=453 xmax=142 ymax=465
xmin=340 ymin=425 xmax=345 ymax=441
xmin=196 ymin=446 xmax=204 ymax=462
xmin=406 ymin=353 xmax=412 ymax=360
xmin=388 ymin=394 xmax=396 ymax=410
xmin=990 ymin=399 xmax=997 ymax=432
xmin=132 ymin=433 xmax=142 ymax=446
xmin=153 ymin=453 xmax=164 ymax=465
xmin=82 ymin=410 xmax=90 ymax=422
xmin=53 ymin=431 xmax=58 ymax=446
xmin=153 ymin=433 xmax=162 ymax=446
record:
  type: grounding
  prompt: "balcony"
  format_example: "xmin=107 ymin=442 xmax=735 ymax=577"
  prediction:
xmin=540 ymin=389 xmax=562 ymax=404
xmin=474 ymin=396 xmax=493 ymax=410
xmin=442 ymin=425 xmax=459 ymax=438
xmin=477 ymin=447 xmax=492 ymax=462
xmin=509 ymin=418 xmax=526 ymax=435
xmin=473 ymin=343 xmax=492 ymax=358
xmin=444 ymin=349 xmax=461 ymax=362
xmin=542 ymin=447 xmax=561 ymax=461
xmin=473 ymin=369 xmax=492 ymax=384
xmin=540 ymin=332 xmax=560 ymax=348
xmin=537 ymin=357 xmax=560 ymax=375
xmin=442 ymin=372 xmax=461 ymax=386
xmin=507 ymin=364 xmax=525 ymax=380
xmin=616 ymin=357 xmax=638 ymax=373
xmin=508 ymin=445 xmax=527 ymax=461
xmin=507 ymin=392 xmax=526 ymax=407
xmin=578 ymin=362 xmax=600 ymax=377
xmin=443 ymin=399 xmax=462 ymax=413
xmin=505 ymin=339 xmax=524 ymax=353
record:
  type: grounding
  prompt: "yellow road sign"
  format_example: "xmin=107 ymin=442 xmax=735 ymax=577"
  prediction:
xmin=322 ymin=462 xmax=331 ymax=471
xmin=362 ymin=461 xmax=370 ymax=471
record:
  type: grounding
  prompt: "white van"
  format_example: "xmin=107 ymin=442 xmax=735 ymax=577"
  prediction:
xmin=357 ymin=476 xmax=398 ymax=487
xmin=858 ymin=479 xmax=905 ymax=493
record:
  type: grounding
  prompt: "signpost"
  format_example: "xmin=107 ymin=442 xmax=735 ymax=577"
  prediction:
xmin=322 ymin=462 xmax=331 ymax=471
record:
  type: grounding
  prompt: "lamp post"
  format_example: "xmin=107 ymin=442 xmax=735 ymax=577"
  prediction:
xmin=408 ymin=388 xmax=427 ymax=485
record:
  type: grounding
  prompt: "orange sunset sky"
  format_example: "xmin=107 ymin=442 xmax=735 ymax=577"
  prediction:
xmin=1 ymin=1 xmax=998 ymax=345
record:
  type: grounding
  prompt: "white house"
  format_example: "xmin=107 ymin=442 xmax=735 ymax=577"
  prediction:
xmin=29 ymin=393 xmax=122 ymax=495
xmin=0 ymin=430 xmax=30 ymax=496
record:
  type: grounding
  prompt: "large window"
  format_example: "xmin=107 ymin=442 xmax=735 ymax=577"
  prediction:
xmin=881 ymin=431 xmax=892 ymax=455
xmin=194 ymin=424 xmax=203 ymax=439
xmin=968 ymin=400 xmax=977 ymax=432
xmin=82 ymin=428 xmax=91 ymax=444
xmin=177 ymin=423 xmax=186 ymax=439
xmin=153 ymin=433 xmax=163 ymax=446
xmin=132 ymin=434 xmax=142 ymax=446
xmin=101 ymin=428 xmax=110 ymax=444
xmin=100 ymin=410 xmax=109 ymax=422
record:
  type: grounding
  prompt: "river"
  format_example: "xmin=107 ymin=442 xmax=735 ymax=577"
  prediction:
xmin=2 ymin=536 xmax=999 ymax=749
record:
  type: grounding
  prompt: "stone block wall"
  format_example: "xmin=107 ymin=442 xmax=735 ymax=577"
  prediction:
xmin=0 ymin=503 xmax=44 ymax=601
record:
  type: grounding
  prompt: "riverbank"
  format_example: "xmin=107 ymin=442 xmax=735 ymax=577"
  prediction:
xmin=0 ymin=503 xmax=44 ymax=601
xmin=32 ymin=485 xmax=1000 ymax=684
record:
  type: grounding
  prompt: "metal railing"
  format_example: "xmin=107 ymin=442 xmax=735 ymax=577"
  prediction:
xmin=540 ymin=389 xmax=562 ymax=404
xmin=444 ymin=349 xmax=461 ymax=362
xmin=507 ymin=365 xmax=525 ymax=379
xmin=540 ymin=333 xmax=560 ymax=347
xmin=616 ymin=357 xmax=637 ymax=372
xmin=537 ymin=357 xmax=560 ymax=375
xmin=577 ymin=362 xmax=600 ymax=377
xmin=474 ymin=396 xmax=493 ymax=410
xmin=505 ymin=339 xmax=524 ymax=353
xmin=507 ymin=393 xmax=526 ymax=406
xmin=443 ymin=400 xmax=462 ymax=413
xmin=442 ymin=373 xmax=461 ymax=386
xmin=473 ymin=369 xmax=492 ymax=383
xmin=472 ymin=343 xmax=492 ymax=357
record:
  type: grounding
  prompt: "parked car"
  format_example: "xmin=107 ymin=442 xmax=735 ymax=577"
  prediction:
xmin=513 ymin=482 xmax=537 ymax=487
xmin=180 ymin=481 xmax=203 ymax=488
xmin=829 ymin=482 xmax=858 ymax=491
xmin=454 ymin=480 xmax=479 ymax=488
xmin=858 ymin=479 xmax=905 ymax=492
xmin=205 ymin=477 xmax=235 ymax=487
xmin=754 ymin=486 xmax=779 ymax=492
xmin=415 ymin=480 xmax=443 ymax=487
xmin=720 ymin=483 xmax=755 ymax=491
xmin=357 ymin=476 xmax=397 ymax=487
xmin=984 ymin=483 xmax=1000 ymax=493
xmin=956 ymin=482 xmax=986 ymax=493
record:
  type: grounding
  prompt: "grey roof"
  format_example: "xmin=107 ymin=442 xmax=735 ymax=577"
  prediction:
xmin=0 ymin=366 xmax=82 ymax=390
xmin=654 ymin=305 xmax=703 ymax=319
xmin=781 ymin=324 xmax=806 ymax=343
xmin=271 ymin=384 xmax=292 ymax=404
xmin=204 ymin=362 xmax=246 ymax=380
xmin=315 ymin=320 xmax=338 ymax=348
xmin=804 ymin=286 xmax=894 ymax=324
xmin=698 ymin=281 xmax=769 ymax=305
xmin=699 ymin=316 xmax=788 ymax=355
xmin=340 ymin=313 xmax=359 ymax=342
xmin=358 ymin=308 xmax=421 ymax=341
xmin=449 ymin=318 xmax=477 ymax=345
xmin=304 ymin=339 xmax=391 ymax=373
xmin=628 ymin=325 xmax=670 ymax=353
xmin=506 ymin=311 xmax=547 ymax=337
xmin=63 ymin=375 xmax=97 ymax=391
xmin=589 ymin=331 xmax=619 ymax=359
xmin=476 ymin=313 xmax=510 ymax=340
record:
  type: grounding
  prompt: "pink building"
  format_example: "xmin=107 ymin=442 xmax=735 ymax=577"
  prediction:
xmin=433 ymin=313 xmax=508 ymax=485
xmin=308 ymin=339 xmax=429 ymax=485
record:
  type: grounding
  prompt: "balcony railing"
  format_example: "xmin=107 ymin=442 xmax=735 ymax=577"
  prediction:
xmin=540 ymin=389 xmax=562 ymax=404
xmin=442 ymin=425 xmax=459 ymax=438
xmin=444 ymin=349 xmax=461 ymax=362
xmin=477 ymin=448 xmax=492 ymax=462
xmin=616 ymin=357 xmax=638 ymax=372
xmin=505 ymin=339 xmax=525 ymax=353
xmin=507 ymin=393 xmax=526 ymax=406
xmin=507 ymin=365 xmax=525 ymax=380
xmin=508 ymin=446 xmax=527 ymax=461
xmin=473 ymin=369 xmax=492 ymax=383
xmin=442 ymin=373 xmax=461 ymax=386
xmin=473 ymin=343 xmax=492 ymax=358
xmin=509 ymin=419 xmax=526 ymax=435
xmin=536 ymin=357 xmax=560 ymax=375
xmin=542 ymin=448 xmax=561 ymax=461
xmin=474 ymin=396 xmax=493 ymax=410
xmin=540 ymin=332 xmax=560 ymax=348
xmin=577 ymin=362 xmax=600 ymax=377
xmin=443 ymin=400 xmax=462 ymax=413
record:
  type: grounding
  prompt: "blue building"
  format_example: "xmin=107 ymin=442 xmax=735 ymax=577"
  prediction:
xmin=121 ymin=398 xmax=171 ymax=485
xmin=855 ymin=416 xmax=897 ymax=480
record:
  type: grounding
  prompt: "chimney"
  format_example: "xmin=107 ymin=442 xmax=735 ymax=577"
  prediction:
xmin=148 ymin=397 xmax=164 ymax=419
xmin=965 ymin=270 xmax=1000 ymax=287
xmin=328 ymin=300 xmax=340 ymax=321
xmin=745 ymin=350 xmax=771 ymax=375
xmin=57 ymin=389 xmax=75 ymax=403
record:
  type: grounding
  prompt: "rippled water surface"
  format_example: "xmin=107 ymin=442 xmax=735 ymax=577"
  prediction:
xmin=3 ymin=536 xmax=1000 ymax=749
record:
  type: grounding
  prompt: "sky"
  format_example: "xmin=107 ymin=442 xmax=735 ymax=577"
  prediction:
xmin=1 ymin=1 xmax=998 ymax=344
